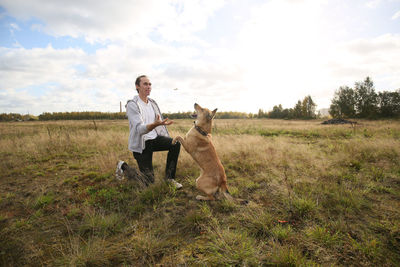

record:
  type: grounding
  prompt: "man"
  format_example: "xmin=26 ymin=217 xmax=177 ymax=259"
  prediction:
xmin=116 ymin=75 xmax=182 ymax=189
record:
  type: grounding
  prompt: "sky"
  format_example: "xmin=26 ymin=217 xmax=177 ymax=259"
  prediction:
xmin=0 ymin=0 xmax=400 ymax=115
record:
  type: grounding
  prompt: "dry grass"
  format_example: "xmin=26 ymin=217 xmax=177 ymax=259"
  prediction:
xmin=1 ymin=119 xmax=400 ymax=266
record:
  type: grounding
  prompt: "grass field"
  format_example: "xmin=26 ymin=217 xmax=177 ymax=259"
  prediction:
xmin=1 ymin=119 xmax=400 ymax=266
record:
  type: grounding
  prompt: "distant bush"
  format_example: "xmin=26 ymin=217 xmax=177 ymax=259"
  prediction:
xmin=38 ymin=111 xmax=126 ymax=120
xmin=257 ymin=95 xmax=318 ymax=120
xmin=0 ymin=113 xmax=38 ymax=122
xmin=216 ymin=111 xmax=253 ymax=119
xmin=162 ymin=111 xmax=253 ymax=119
xmin=162 ymin=111 xmax=193 ymax=119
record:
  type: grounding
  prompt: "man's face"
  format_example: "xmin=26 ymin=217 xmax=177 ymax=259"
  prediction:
xmin=137 ymin=77 xmax=152 ymax=96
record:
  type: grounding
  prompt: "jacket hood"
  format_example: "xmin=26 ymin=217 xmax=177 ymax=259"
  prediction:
xmin=126 ymin=95 xmax=155 ymax=107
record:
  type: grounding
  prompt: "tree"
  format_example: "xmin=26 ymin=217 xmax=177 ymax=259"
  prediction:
xmin=329 ymin=86 xmax=356 ymax=118
xmin=301 ymin=95 xmax=317 ymax=119
xmin=329 ymin=102 xmax=341 ymax=118
xmin=269 ymin=104 xmax=284 ymax=118
xmin=258 ymin=109 xmax=267 ymax=118
xmin=354 ymin=76 xmax=378 ymax=118
xmin=0 ymin=113 xmax=23 ymax=121
xmin=282 ymin=108 xmax=291 ymax=119
xmin=378 ymin=90 xmax=400 ymax=117
xmin=293 ymin=100 xmax=303 ymax=118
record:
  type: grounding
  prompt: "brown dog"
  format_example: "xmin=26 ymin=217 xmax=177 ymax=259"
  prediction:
xmin=173 ymin=103 xmax=245 ymax=203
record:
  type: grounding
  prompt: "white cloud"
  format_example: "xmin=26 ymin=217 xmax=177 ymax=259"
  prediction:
xmin=0 ymin=0 xmax=226 ymax=44
xmin=392 ymin=10 xmax=400 ymax=19
xmin=0 ymin=0 xmax=166 ymax=41
xmin=9 ymin=22 xmax=20 ymax=31
xmin=0 ymin=45 xmax=86 ymax=89
xmin=231 ymin=0 xmax=400 ymax=111
xmin=233 ymin=0 xmax=332 ymax=110
xmin=8 ymin=23 xmax=22 ymax=47
xmin=366 ymin=0 xmax=382 ymax=8
xmin=0 ymin=37 xmax=244 ymax=115
xmin=156 ymin=0 xmax=226 ymax=43
xmin=0 ymin=0 xmax=240 ymax=114
xmin=367 ymin=0 xmax=400 ymax=9
xmin=326 ymin=34 xmax=400 ymax=90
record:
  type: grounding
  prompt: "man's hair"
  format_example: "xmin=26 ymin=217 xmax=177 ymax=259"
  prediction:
xmin=135 ymin=75 xmax=147 ymax=93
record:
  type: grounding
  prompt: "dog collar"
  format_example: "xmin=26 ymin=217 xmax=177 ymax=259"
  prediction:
xmin=194 ymin=122 xmax=208 ymax=136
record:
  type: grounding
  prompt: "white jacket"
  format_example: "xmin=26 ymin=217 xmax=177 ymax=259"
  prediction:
xmin=126 ymin=95 xmax=169 ymax=153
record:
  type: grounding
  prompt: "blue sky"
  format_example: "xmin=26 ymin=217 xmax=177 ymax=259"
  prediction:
xmin=1 ymin=0 xmax=400 ymax=115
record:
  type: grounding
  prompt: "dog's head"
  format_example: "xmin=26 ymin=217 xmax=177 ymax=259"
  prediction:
xmin=192 ymin=103 xmax=217 ymax=124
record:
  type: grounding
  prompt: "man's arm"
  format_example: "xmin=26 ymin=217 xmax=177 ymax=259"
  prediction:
xmin=146 ymin=115 xmax=173 ymax=131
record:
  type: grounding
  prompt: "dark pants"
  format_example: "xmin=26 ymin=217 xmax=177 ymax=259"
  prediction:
xmin=133 ymin=135 xmax=181 ymax=183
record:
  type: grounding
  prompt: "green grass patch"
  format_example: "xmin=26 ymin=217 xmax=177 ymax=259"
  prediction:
xmin=34 ymin=193 xmax=55 ymax=209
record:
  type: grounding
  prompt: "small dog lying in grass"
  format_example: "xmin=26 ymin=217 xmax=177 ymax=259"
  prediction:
xmin=173 ymin=103 xmax=247 ymax=204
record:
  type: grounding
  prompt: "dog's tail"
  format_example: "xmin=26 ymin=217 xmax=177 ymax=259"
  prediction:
xmin=220 ymin=183 xmax=248 ymax=205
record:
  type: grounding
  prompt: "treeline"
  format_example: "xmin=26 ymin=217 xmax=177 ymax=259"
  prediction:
xmin=0 ymin=113 xmax=38 ymax=122
xmin=257 ymin=95 xmax=317 ymax=119
xmin=38 ymin=111 xmax=126 ymax=120
xmin=162 ymin=111 xmax=252 ymax=119
xmin=329 ymin=77 xmax=400 ymax=119
xmin=0 ymin=112 xmax=127 ymax=121
xmin=161 ymin=111 xmax=192 ymax=119
xmin=0 ymin=98 xmax=318 ymax=121
xmin=0 ymin=111 xmax=252 ymax=121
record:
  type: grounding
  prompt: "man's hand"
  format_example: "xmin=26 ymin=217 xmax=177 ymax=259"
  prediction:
xmin=155 ymin=115 xmax=173 ymax=126
xmin=147 ymin=115 xmax=174 ymax=131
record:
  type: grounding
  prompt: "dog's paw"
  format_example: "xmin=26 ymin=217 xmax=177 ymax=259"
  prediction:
xmin=172 ymin=136 xmax=181 ymax=145
xmin=196 ymin=195 xmax=206 ymax=201
xmin=240 ymin=199 xmax=249 ymax=205
xmin=196 ymin=195 xmax=214 ymax=201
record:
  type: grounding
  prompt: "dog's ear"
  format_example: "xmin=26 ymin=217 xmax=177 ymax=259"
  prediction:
xmin=194 ymin=103 xmax=201 ymax=110
xmin=211 ymin=108 xmax=217 ymax=119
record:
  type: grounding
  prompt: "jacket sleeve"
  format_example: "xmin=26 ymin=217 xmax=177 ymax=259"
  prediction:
xmin=126 ymin=101 xmax=149 ymax=136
